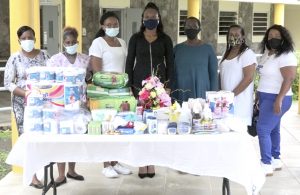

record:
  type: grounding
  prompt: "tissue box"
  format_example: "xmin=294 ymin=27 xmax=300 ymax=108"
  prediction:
xmin=89 ymin=96 xmax=137 ymax=112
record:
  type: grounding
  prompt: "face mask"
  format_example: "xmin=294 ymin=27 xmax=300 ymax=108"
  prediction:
xmin=268 ymin=38 xmax=282 ymax=50
xmin=20 ymin=40 xmax=35 ymax=52
xmin=228 ymin=36 xmax=243 ymax=47
xmin=64 ymin=43 xmax=78 ymax=55
xmin=143 ymin=19 xmax=159 ymax=30
xmin=105 ymin=27 xmax=119 ymax=37
xmin=185 ymin=29 xmax=200 ymax=40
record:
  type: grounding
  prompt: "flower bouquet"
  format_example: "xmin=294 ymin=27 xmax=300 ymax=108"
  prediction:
xmin=138 ymin=76 xmax=171 ymax=109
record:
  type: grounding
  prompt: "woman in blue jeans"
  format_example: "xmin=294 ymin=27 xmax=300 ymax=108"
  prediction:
xmin=257 ymin=24 xmax=297 ymax=176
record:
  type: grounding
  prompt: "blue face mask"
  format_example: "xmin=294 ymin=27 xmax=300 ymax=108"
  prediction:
xmin=143 ymin=19 xmax=159 ymax=30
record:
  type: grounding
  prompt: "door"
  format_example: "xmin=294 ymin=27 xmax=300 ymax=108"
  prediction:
xmin=121 ymin=8 xmax=143 ymax=45
xmin=41 ymin=5 xmax=60 ymax=56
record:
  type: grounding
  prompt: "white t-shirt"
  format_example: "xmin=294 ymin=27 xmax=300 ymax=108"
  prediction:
xmin=257 ymin=51 xmax=297 ymax=95
xmin=219 ymin=49 xmax=257 ymax=126
xmin=89 ymin=37 xmax=127 ymax=73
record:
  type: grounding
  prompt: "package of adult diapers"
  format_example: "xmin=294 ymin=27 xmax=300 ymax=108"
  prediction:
xmin=92 ymin=72 xmax=128 ymax=89
xmin=87 ymin=84 xmax=131 ymax=98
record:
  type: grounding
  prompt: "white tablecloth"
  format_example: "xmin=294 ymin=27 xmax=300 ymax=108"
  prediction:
xmin=6 ymin=132 xmax=265 ymax=195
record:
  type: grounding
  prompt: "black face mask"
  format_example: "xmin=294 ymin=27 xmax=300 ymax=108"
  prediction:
xmin=143 ymin=19 xmax=159 ymax=30
xmin=268 ymin=38 xmax=282 ymax=50
xmin=185 ymin=29 xmax=200 ymax=40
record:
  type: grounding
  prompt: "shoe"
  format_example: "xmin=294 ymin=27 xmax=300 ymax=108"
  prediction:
xmin=272 ymin=157 xmax=283 ymax=171
xmin=147 ymin=173 xmax=155 ymax=178
xmin=138 ymin=173 xmax=147 ymax=179
xmin=261 ymin=162 xmax=273 ymax=176
xmin=66 ymin=173 xmax=84 ymax=181
xmin=113 ymin=163 xmax=132 ymax=175
xmin=102 ymin=166 xmax=119 ymax=178
xmin=54 ymin=177 xmax=67 ymax=187
xmin=29 ymin=182 xmax=44 ymax=189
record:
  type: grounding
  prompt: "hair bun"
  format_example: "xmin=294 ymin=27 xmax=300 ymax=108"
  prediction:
xmin=145 ymin=2 xmax=159 ymax=11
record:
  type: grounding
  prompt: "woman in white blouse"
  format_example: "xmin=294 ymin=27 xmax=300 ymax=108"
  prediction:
xmin=89 ymin=11 xmax=131 ymax=178
xmin=219 ymin=24 xmax=257 ymax=126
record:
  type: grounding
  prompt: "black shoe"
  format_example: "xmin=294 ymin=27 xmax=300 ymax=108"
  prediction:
xmin=66 ymin=173 xmax=84 ymax=181
xmin=29 ymin=182 xmax=44 ymax=189
xmin=138 ymin=173 xmax=147 ymax=179
xmin=54 ymin=177 xmax=67 ymax=187
xmin=147 ymin=173 xmax=155 ymax=178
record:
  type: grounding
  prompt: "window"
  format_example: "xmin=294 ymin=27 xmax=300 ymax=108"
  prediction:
xmin=219 ymin=11 xmax=237 ymax=36
xmin=179 ymin=10 xmax=188 ymax=36
xmin=253 ymin=13 xmax=268 ymax=36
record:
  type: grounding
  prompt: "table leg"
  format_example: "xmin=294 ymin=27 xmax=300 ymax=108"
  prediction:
xmin=222 ymin=177 xmax=231 ymax=195
xmin=42 ymin=163 xmax=56 ymax=195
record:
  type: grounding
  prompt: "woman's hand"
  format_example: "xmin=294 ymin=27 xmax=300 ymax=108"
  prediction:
xmin=273 ymin=97 xmax=282 ymax=114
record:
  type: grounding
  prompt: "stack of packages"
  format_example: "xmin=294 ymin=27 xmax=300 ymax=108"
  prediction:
xmin=87 ymin=72 xmax=140 ymax=135
xmin=23 ymin=66 xmax=91 ymax=134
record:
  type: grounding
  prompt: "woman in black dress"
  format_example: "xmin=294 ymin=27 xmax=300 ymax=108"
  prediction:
xmin=125 ymin=2 xmax=174 ymax=178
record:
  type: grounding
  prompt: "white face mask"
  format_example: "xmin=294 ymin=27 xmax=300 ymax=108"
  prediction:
xmin=64 ymin=43 xmax=78 ymax=55
xmin=20 ymin=40 xmax=35 ymax=52
xmin=105 ymin=27 xmax=119 ymax=37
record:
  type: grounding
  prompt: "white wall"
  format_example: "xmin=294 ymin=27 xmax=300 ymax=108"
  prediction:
xmin=99 ymin=0 xmax=130 ymax=8
xmin=285 ymin=5 xmax=300 ymax=51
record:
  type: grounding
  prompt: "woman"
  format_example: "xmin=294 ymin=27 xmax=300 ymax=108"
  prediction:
xmin=173 ymin=17 xmax=218 ymax=103
xmin=89 ymin=12 xmax=131 ymax=178
xmin=47 ymin=27 xmax=87 ymax=186
xmin=4 ymin=26 xmax=49 ymax=189
xmin=125 ymin=2 xmax=174 ymax=178
xmin=219 ymin=24 xmax=257 ymax=126
xmin=257 ymin=25 xmax=297 ymax=176
xmin=125 ymin=2 xmax=174 ymax=98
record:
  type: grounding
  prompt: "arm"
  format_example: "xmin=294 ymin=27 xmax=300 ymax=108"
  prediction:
xmin=232 ymin=63 xmax=256 ymax=96
xmin=273 ymin=66 xmax=297 ymax=114
xmin=208 ymin=46 xmax=219 ymax=91
xmin=125 ymin=35 xmax=137 ymax=87
xmin=164 ymin=35 xmax=175 ymax=91
xmin=4 ymin=55 xmax=27 ymax=97
xmin=90 ymin=56 xmax=103 ymax=73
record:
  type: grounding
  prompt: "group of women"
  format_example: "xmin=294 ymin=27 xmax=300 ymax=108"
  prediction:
xmin=4 ymin=1 xmax=297 ymax=188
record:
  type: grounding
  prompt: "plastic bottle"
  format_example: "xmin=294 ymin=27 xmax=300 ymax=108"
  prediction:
xmin=177 ymin=102 xmax=192 ymax=134
xmin=192 ymin=107 xmax=202 ymax=131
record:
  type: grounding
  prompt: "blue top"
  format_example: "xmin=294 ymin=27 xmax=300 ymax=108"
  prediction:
xmin=173 ymin=43 xmax=218 ymax=103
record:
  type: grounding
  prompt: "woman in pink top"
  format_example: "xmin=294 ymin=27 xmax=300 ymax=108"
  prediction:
xmin=47 ymin=27 xmax=90 ymax=187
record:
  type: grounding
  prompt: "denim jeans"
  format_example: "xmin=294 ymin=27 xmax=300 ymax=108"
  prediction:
xmin=257 ymin=92 xmax=292 ymax=164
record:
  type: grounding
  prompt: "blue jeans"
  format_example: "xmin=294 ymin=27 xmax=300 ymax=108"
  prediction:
xmin=257 ymin=92 xmax=292 ymax=164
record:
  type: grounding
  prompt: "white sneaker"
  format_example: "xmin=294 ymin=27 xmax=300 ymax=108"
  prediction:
xmin=113 ymin=163 xmax=132 ymax=175
xmin=272 ymin=158 xmax=283 ymax=171
xmin=102 ymin=166 xmax=119 ymax=178
xmin=261 ymin=162 xmax=273 ymax=176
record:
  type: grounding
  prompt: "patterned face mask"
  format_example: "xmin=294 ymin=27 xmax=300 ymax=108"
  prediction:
xmin=228 ymin=36 xmax=243 ymax=47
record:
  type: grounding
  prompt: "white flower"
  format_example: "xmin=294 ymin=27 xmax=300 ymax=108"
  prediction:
xmin=145 ymin=83 xmax=153 ymax=90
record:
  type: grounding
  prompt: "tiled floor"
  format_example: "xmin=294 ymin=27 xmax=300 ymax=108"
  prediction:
xmin=0 ymin=103 xmax=300 ymax=195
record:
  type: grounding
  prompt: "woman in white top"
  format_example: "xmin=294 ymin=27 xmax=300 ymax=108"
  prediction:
xmin=256 ymin=25 xmax=297 ymax=176
xmin=89 ymin=11 xmax=131 ymax=178
xmin=219 ymin=25 xmax=257 ymax=126
xmin=89 ymin=12 xmax=127 ymax=73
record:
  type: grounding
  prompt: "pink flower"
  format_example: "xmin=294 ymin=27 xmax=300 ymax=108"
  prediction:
xmin=139 ymin=90 xmax=150 ymax=101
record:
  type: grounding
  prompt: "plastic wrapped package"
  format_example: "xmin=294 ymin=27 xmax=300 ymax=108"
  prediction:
xmin=92 ymin=72 xmax=128 ymax=89
xmin=91 ymin=109 xmax=117 ymax=122
xmin=89 ymin=96 xmax=137 ymax=112
xmin=64 ymin=84 xmax=81 ymax=110
xmin=87 ymin=84 xmax=131 ymax=98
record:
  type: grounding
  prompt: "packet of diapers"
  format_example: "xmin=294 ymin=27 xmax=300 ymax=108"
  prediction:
xmin=92 ymin=71 xmax=128 ymax=89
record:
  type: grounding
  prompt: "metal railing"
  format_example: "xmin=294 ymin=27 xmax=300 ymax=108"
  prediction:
xmin=0 ymin=60 xmax=11 ymax=112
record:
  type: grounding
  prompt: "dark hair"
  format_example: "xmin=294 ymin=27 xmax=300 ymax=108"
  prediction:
xmin=260 ymin=24 xmax=294 ymax=57
xmin=184 ymin=17 xmax=201 ymax=30
xmin=139 ymin=2 xmax=164 ymax=33
xmin=94 ymin=11 xmax=119 ymax=39
xmin=17 ymin=26 xmax=35 ymax=38
xmin=221 ymin=24 xmax=248 ymax=63
xmin=63 ymin=27 xmax=78 ymax=40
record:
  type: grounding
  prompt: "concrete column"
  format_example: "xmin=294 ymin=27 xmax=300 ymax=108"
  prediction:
xmin=274 ymin=4 xmax=284 ymax=25
xmin=65 ymin=0 xmax=82 ymax=52
xmin=9 ymin=0 xmax=40 ymax=173
xmin=188 ymin=0 xmax=200 ymax=18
